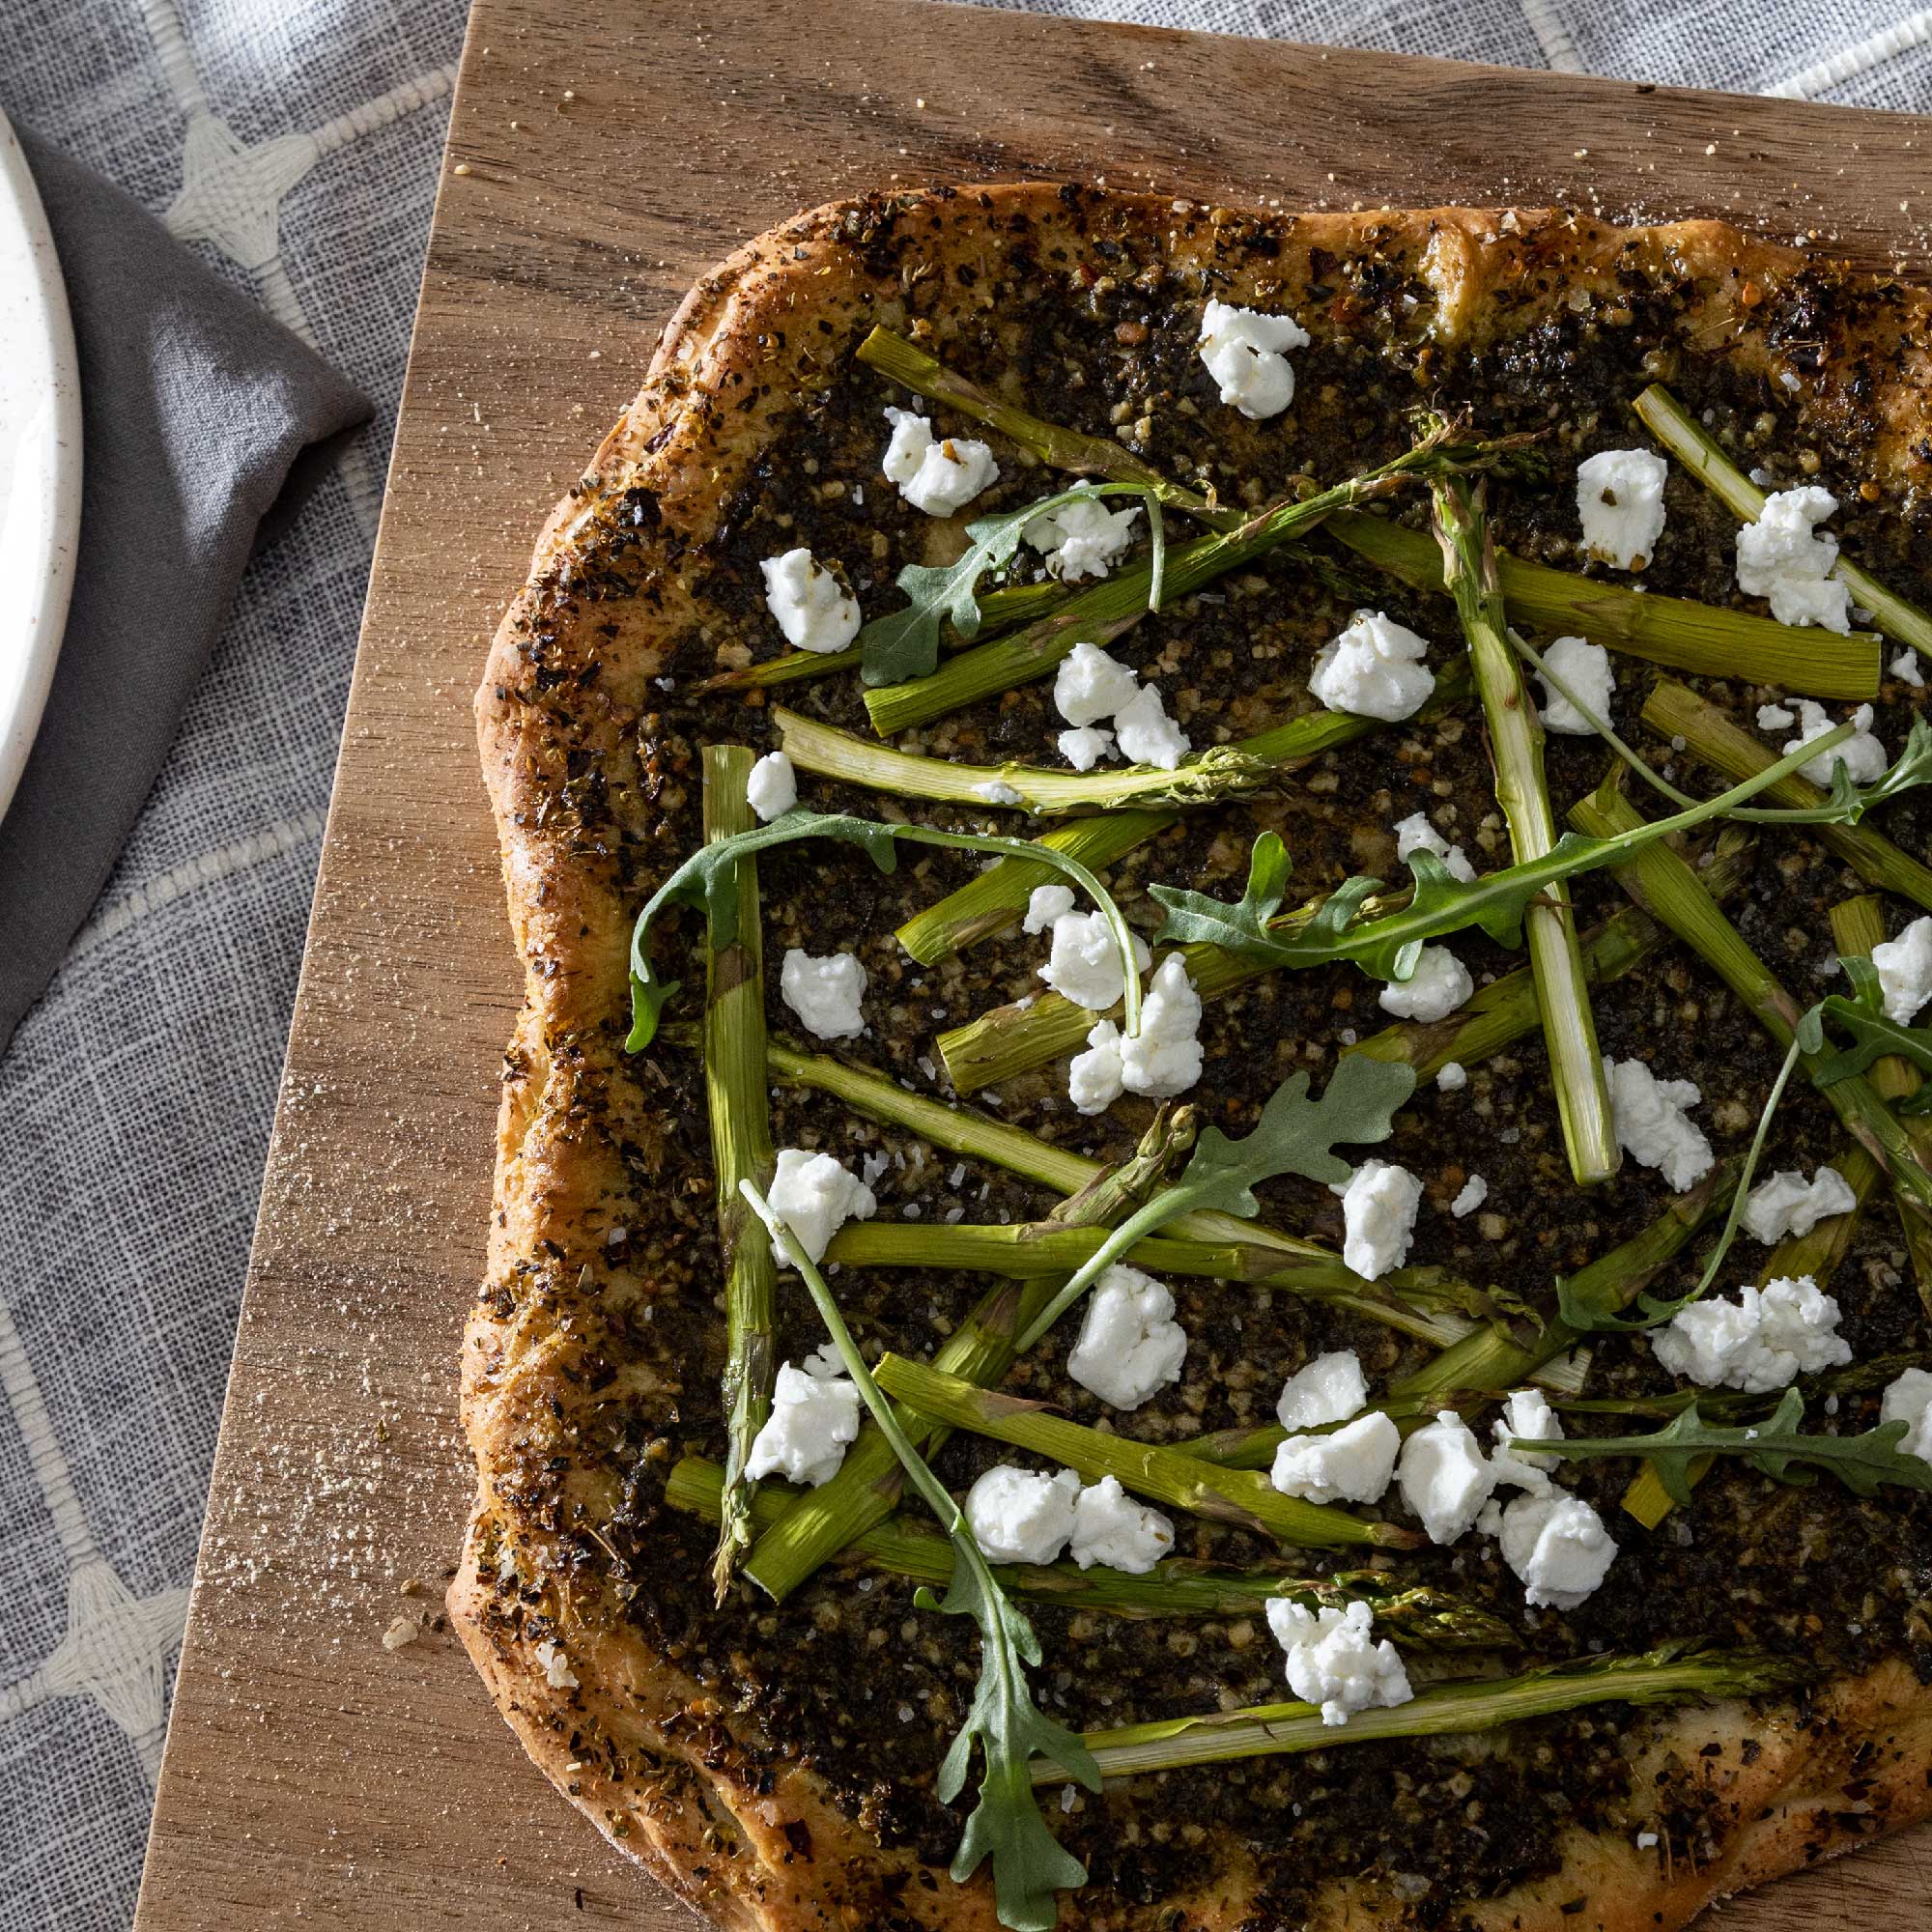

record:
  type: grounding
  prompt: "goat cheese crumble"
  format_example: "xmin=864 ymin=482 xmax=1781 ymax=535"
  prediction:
xmin=1021 ymin=883 xmax=1076 ymax=935
xmin=780 ymin=947 xmax=867 ymax=1040
xmin=1493 ymin=1492 xmax=1618 ymax=1609
xmin=1057 ymin=724 xmax=1115 ymax=771
xmin=1037 ymin=909 xmax=1152 ymax=1009
xmin=1054 ymin=639 xmax=1142 ymax=725
xmin=1397 ymin=1410 xmax=1494 ymax=1545
xmin=1873 ymin=915 xmax=1932 ymax=1024
xmin=764 ymin=1149 xmax=877 ymax=1265
xmin=1741 ymin=1166 xmax=1860 ymax=1244
xmin=1435 ymin=1061 xmax=1468 ymax=1092
xmin=1065 ymin=955 xmax=1206 ymax=1114
xmin=1576 ymin=448 xmax=1669 ymax=570
xmin=1025 ymin=497 xmax=1140 ymax=582
xmin=1270 ymin=1411 xmax=1401 ymax=1506
xmin=1756 ymin=701 xmax=1796 ymax=731
xmin=1489 ymin=1388 xmax=1564 ymax=1493
xmin=1309 ymin=610 xmax=1436 ymax=722
xmin=1067 ymin=1476 xmax=1175 ymax=1573
xmin=1393 ymin=811 xmax=1476 ymax=884
xmin=1377 ymin=944 xmax=1473 ymax=1023
xmin=1450 ymin=1175 xmax=1488 ymax=1218
xmin=1735 ymin=486 xmax=1853 ymax=632
xmin=1535 ymin=635 xmax=1616 ymax=736
xmin=1651 ymin=1274 xmax=1852 ymax=1393
xmin=1881 ymin=1368 xmax=1932 ymax=1463
xmin=759 ymin=547 xmax=862 ymax=653
xmin=1275 ymin=1350 xmax=1368 ymax=1431
xmin=746 ymin=750 xmax=798 ymax=822
xmin=1264 ymin=1598 xmax=1413 ymax=1727
xmin=1337 ymin=1159 xmax=1424 ymax=1281
xmin=881 ymin=406 xmax=1000 ymax=516
xmin=1066 ymin=1264 xmax=1189 ymax=1409
xmin=1196 ymin=299 xmax=1310 ymax=419
xmin=964 ymin=1465 xmax=1080 ymax=1564
xmin=1604 ymin=1056 xmax=1714 ymax=1191
xmin=1113 ymin=683 xmax=1191 ymax=769
xmin=744 ymin=1359 xmax=863 ymax=1486
xmin=1781 ymin=698 xmax=1889 ymax=786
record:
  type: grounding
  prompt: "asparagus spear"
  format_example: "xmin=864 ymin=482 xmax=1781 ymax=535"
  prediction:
xmin=1643 ymin=678 xmax=1932 ymax=914
xmin=700 ymin=749 xmax=779 ymax=1601
xmin=1633 ymin=383 xmax=1932 ymax=664
xmin=1036 ymin=1645 xmax=1810 ymax=1782
xmin=1325 ymin=505 xmax=1881 ymax=699
xmin=1432 ymin=471 xmax=1618 ymax=1187
xmin=666 ymin=1455 xmax=1514 ymax=1645
xmin=872 ymin=1353 xmax=1419 ymax=1550
xmin=1570 ymin=775 xmax=1932 ymax=1223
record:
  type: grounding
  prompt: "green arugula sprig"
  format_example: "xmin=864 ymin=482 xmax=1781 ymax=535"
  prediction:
xmin=739 ymin=1179 xmax=1099 ymax=1932
xmin=1009 ymin=1056 xmax=1416 ymax=1353
xmin=1799 ymin=954 xmax=1932 ymax=1111
xmin=1148 ymin=719 xmax=1908 ymax=986
xmin=624 ymin=810 xmax=1142 ymax=1052
xmin=859 ymin=482 xmax=1166 ymax=686
xmin=1520 ymin=1387 xmax=1932 ymax=1504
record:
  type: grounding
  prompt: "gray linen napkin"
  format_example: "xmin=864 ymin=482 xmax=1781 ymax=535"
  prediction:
xmin=0 ymin=129 xmax=371 ymax=1052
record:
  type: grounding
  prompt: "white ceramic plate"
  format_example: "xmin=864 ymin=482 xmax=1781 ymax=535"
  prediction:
xmin=0 ymin=108 xmax=82 ymax=826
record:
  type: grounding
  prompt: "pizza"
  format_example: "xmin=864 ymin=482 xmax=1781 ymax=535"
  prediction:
xmin=453 ymin=183 xmax=1932 ymax=1932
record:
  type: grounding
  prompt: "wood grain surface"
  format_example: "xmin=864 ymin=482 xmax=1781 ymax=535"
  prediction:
xmin=131 ymin=3 xmax=1932 ymax=1925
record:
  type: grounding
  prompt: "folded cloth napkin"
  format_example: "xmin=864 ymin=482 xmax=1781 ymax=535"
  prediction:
xmin=0 ymin=129 xmax=370 ymax=1053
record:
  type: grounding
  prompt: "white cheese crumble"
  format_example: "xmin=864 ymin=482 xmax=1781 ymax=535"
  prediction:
xmin=1895 ymin=649 xmax=1927 ymax=689
xmin=1576 ymin=448 xmax=1669 ymax=570
xmin=974 ymin=779 xmax=1025 ymax=806
xmin=1376 ymin=944 xmax=1473 ymax=1023
xmin=1450 ymin=1175 xmax=1488 ymax=1218
xmin=1535 ymin=635 xmax=1616 ymax=736
xmin=1264 ymin=1598 xmax=1413 ymax=1727
xmin=1435 ymin=1061 xmax=1468 ymax=1093
xmin=1025 ymin=497 xmax=1141 ymax=582
xmin=1338 ymin=1160 xmax=1424 ymax=1281
xmin=1113 ymin=684 xmax=1192 ymax=770
xmin=964 ymin=1464 xmax=1080 ymax=1564
xmin=1881 ymin=1367 xmax=1932 ymax=1463
xmin=1065 ymin=1264 xmax=1188 ymax=1409
xmin=1489 ymin=1388 xmax=1564 ymax=1493
xmin=1735 ymin=486 xmax=1853 ymax=631
xmin=1053 ymin=639 xmax=1142 ymax=725
xmin=1068 ymin=1018 xmax=1127 ymax=1116
xmin=1756 ymin=701 xmax=1796 ymax=731
xmin=1397 ymin=1410 xmax=1494 ymax=1545
xmin=764 ymin=1149 xmax=877 ymax=1264
xmin=1651 ymin=1274 xmax=1852 ymax=1393
xmin=780 ymin=947 xmax=867 ymax=1039
xmin=1494 ymin=1492 xmax=1618 ymax=1609
xmin=759 ymin=547 xmax=862 ymax=653
xmin=880 ymin=406 xmax=1000 ymax=515
xmin=1275 ymin=1350 xmax=1368 ymax=1431
xmin=1117 ymin=952 xmax=1204 ymax=1097
xmin=1067 ymin=1475 xmax=1175 ymax=1573
xmin=1393 ymin=811 xmax=1476 ymax=885
xmin=746 ymin=750 xmax=798 ymax=822
xmin=1021 ymin=884 xmax=1076 ymax=935
xmin=1603 ymin=1057 xmax=1714 ymax=1191
xmin=1270 ymin=1411 xmax=1401 ymax=1505
xmin=1872 ymin=915 xmax=1932 ymax=1024
xmin=1057 ymin=724 xmax=1115 ymax=771
xmin=1037 ymin=909 xmax=1151 ymax=1009
xmin=1196 ymin=299 xmax=1310 ymax=419
xmin=1781 ymin=698 xmax=1889 ymax=786
xmin=1309 ymin=610 xmax=1436 ymax=722
xmin=1741 ymin=1166 xmax=1860 ymax=1244
xmin=532 ymin=1638 xmax=580 ymax=1690
xmin=744 ymin=1359 xmax=863 ymax=1486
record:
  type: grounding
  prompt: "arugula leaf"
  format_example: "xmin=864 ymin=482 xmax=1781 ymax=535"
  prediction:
xmin=859 ymin=482 xmax=1152 ymax=687
xmin=626 ymin=809 xmax=1142 ymax=1052
xmin=1143 ymin=829 xmax=1293 ymax=953
xmin=740 ymin=1179 xmax=1099 ymax=1932
xmin=1798 ymin=960 xmax=1932 ymax=1113
xmin=1011 ymin=1057 xmax=1416 ymax=1352
xmin=1819 ymin=714 xmax=1932 ymax=824
xmin=1526 ymin=1387 xmax=1932 ymax=1504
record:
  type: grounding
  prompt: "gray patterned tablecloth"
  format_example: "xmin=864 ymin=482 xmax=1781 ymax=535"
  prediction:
xmin=1 ymin=1 xmax=1927 ymax=1923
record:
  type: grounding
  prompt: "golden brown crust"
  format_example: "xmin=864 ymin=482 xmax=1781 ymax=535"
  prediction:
xmin=458 ymin=182 xmax=1932 ymax=1931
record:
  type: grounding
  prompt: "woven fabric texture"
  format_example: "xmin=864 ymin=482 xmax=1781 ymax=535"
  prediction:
xmin=0 ymin=1 xmax=1925 ymax=1924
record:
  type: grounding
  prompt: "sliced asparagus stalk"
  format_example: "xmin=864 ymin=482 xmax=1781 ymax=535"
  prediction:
xmin=1433 ymin=472 xmax=1618 ymax=1187
xmin=742 ymin=1112 xmax=1194 ymax=1605
xmin=1633 ymin=383 xmax=1932 ymax=664
xmin=1571 ymin=775 xmax=1932 ymax=1223
xmin=1642 ymin=679 xmax=1932 ymax=913
xmin=871 ymin=1353 xmax=1419 ymax=1550
xmin=667 ymin=1455 xmax=1514 ymax=1644
xmin=1035 ymin=1645 xmax=1810 ymax=1782
xmin=1326 ymin=506 xmax=1881 ymax=698
xmin=700 ymin=749 xmax=779 ymax=1601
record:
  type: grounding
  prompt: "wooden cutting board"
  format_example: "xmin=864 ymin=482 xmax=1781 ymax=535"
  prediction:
xmin=131 ymin=3 xmax=1932 ymax=1925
